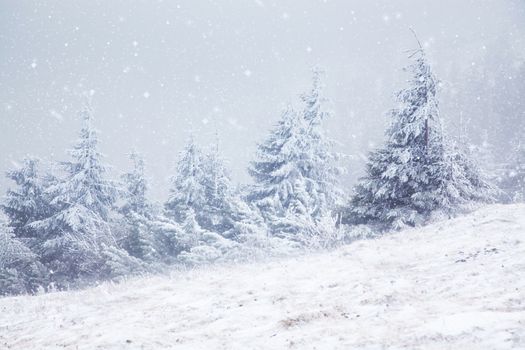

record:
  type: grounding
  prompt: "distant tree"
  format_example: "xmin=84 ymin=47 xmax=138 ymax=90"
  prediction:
xmin=348 ymin=43 xmax=493 ymax=229
xmin=200 ymin=143 xmax=234 ymax=234
xmin=165 ymin=138 xmax=207 ymax=224
xmin=471 ymin=129 xmax=502 ymax=184
xmin=299 ymin=68 xmax=344 ymax=220
xmin=119 ymin=151 xmax=158 ymax=262
xmin=30 ymin=101 xmax=118 ymax=283
xmin=501 ymin=124 xmax=525 ymax=202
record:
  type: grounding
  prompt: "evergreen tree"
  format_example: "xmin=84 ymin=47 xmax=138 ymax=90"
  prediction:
xmin=349 ymin=44 xmax=492 ymax=230
xmin=100 ymin=243 xmax=147 ymax=279
xmin=150 ymin=215 xmax=185 ymax=261
xmin=2 ymin=157 xmax=54 ymax=247
xmin=30 ymin=101 xmax=118 ymax=283
xmin=0 ymin=215 xmax=47 ymax=295
xmin=200 ymin=144 xmax=234 ymax=234
xmin=248 ymin=105 xmax=315 ymax=239
xmin=119 ymin=151 xmax=158 ymax=262
xmin=299 ymin=67 xmax=344 ymax=219
xmin=200 ymin=139 xmax=267 ymax=242
xmin=177 ymin=208 xmax=238 ymax=266
xmin=120 ymin=151 xmax=151 ymax=218
xmin=248 ymin=70 xmax=343 ymax=244
xmin=165 ymin=138 xmax=207 ymax=224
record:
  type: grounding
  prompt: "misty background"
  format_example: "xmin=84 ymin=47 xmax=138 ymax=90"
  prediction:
xmin=1 ymin=0 xmax=524 ymax=200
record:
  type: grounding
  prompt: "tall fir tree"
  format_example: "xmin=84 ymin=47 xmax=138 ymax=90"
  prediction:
xmin=249 ymin=70 xmax=343 ymax=243
xmin=119 ymin=151 xmax=158 ymax=262
xmin=248 ymin=104 xmax=312 ymax=237
xmin=349 ymin=43 xmax=492 ymax=229
xmin=299 ymin=67 xmax=344 ymax=220
xmin=200 ymin=142 xmax=234 ymax=234
xmin=31 ymin=101 xmax=118 ymax=282
xmin=165 ymin=138 xmax=207 ymax=224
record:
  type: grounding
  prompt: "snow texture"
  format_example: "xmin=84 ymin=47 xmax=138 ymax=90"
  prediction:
xmin=1 ymin=203 xmax=524 ymax=349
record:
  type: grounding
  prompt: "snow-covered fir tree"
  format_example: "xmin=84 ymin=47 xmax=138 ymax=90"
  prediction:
xmin=177 ymin=207 xmax=239 ymax=266
xmin=119 ymin=151 xmax=158 ymax=262
xmin=0 ymin=214 xmax=47 ymax=295
xmin=299 ymin=67 xmax=344 ymax=220
xmin=200 ymin=141 xmax=235 ymax=234
xmin=165 ymin=136 xmax=257 ymax=234
xmin=149 ymin=215 xmax=185 ymax=261
xmin=165 ymin=138 xmax=207 ymax=224
xmin=248 ymin=70 xmax=343 ymax=244
xmin=348 ymin=44 xmax=493 ymax=230
xmin=248 ymin=105 xmax=316 ymax=240
xmin=1 ymin=157 xmax=54 ymax=248
xmin=30 ymin=101 xmax=118 ymax=283
xmin=165 ymin=137 xmax=267 ymax=263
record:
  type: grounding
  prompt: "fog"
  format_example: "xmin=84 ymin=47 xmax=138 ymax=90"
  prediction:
xmin=1 ymin=0 xmax=524 ymax=200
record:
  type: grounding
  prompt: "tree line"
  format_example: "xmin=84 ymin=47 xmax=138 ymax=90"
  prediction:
xmin=1 ymin=46 xmax=523 ymax=296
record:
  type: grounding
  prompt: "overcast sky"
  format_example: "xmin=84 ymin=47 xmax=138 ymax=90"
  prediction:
xmin=1 ymin=0 xmax=524 ymax=200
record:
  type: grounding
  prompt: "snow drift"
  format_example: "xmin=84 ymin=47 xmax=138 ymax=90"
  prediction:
xmin=1 ymin=204 xmax=524 ymax=349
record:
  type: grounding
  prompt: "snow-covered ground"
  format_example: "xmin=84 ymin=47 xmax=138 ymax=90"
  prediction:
xmin=1 ymin=204 xmax=524 ymax=349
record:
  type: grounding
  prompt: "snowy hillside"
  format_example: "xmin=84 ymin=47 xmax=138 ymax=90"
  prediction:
xmin=1 ymin=204 xmax=524 ymax=349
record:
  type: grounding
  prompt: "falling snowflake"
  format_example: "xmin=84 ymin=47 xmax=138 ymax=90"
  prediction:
xmin=143 ymin=91 xmax=150 ymax=98
xmin=244 ymin=69 xmax=252 ymax=77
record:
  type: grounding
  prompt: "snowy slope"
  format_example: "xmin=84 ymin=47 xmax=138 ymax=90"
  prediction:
xmin=1 ymin=204 xmax=524 ymax=350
